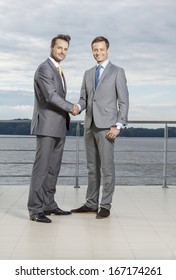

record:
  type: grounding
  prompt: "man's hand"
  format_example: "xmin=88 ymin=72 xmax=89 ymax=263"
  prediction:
xmin=71 ymin=104 xmax=79 ymax=116
xmin=106 ymin=126 xmax=120 ymax=140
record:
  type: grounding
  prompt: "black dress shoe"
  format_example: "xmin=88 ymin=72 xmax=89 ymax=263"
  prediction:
xmin=71 ymin=205 xmax=98 ymax=213
xmin=30 ymin=213 xmax=52 ymax=223
xmin=44 ymin=207 xmax=71 ymax=216
xmin=96 ymin=207 xmax=110 ymax=219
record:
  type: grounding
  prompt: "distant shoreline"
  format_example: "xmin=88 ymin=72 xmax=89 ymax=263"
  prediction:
xmin=0 ymin=119 xmax=176 ymax=137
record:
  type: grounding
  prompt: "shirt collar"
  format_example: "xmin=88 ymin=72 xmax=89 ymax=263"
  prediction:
xmin=49 ymin=57 xmax=59 ymax=68
xmin=97 ymin=59 xmax=109 ymax=69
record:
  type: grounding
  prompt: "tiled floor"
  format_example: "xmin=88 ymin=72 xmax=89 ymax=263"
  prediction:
xmin=0 ymin=184 xmax=176 ymax=260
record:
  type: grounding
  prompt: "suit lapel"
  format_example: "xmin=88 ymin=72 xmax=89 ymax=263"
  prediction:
xmin=48 ymin=58 xmax=66 ymax=94
xmin=93 ymin=62 xmax=112 ymax=91
xmin=99 ymin=62 xmax=112 ymax=84
xmin=62 ymin=73 xmax=67 ymax=94
xmin=92 ymin=66 xmax=96 ymax=91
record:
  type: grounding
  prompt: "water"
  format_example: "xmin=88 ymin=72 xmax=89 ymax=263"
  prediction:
xmin=0 ymin=136 xmax=176 ymax=186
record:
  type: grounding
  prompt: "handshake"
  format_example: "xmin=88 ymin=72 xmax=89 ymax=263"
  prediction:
xmin=71 ymin=104 xmax=79 ymax=116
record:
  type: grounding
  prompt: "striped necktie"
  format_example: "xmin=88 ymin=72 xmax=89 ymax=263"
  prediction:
xmin=57 ymin=64 xmax=62 ymax=76
xmin=95 ymin=64 xmax=102 ymax=88
xmin=57 ymin=64 xmax=65 ymax=89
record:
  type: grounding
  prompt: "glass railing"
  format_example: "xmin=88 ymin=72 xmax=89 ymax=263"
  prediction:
xmin=0 ymin=120 xmax=176 ymax=187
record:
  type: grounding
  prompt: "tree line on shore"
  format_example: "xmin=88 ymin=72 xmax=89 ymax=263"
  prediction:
xmin=0 ymin=120 xmax=176 ymax=137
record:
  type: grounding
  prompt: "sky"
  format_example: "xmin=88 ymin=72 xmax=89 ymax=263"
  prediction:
xmin=0 ymin=0 xmax=176 ymax=126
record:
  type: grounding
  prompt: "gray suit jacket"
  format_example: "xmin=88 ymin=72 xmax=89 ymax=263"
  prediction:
xmin=31 ymin=58 xmax=74 ymax=137
xmin=78 ymin=61 xmax=129 ymax=129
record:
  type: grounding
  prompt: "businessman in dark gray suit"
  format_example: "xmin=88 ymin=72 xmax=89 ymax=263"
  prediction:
xmin=28 ymin=34 xmax=79 ymax=223
xmin=71 ymin=36 xmax=129 ymax=219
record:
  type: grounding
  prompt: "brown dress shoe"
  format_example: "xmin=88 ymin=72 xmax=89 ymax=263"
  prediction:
xmin=96 ymin=207 xmax=110 ymax=219
xmin=71 ymin=205 xmax=98 ymax=213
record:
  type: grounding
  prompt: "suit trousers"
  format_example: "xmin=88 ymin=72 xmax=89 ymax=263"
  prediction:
xmin=27 ymin=135 xmax=65 ymax=216
xmin=84 ymin=122 xmax=115 ymax=210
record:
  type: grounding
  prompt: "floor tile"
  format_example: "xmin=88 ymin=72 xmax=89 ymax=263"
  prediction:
xmin=0 ymin=185 xmax=176 ymax=260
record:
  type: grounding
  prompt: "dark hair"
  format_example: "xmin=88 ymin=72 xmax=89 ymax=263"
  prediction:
xmin=51 ymin=34 xmax=71 ymax=48
xmin=91 ymin=36 xmax=110 ymax=49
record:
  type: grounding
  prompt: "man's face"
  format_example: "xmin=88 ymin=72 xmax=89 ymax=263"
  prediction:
xmin=50 ymin=39 xmax=69 ymax=63
xmin=92 ymin=41 xmax=109 ymax=64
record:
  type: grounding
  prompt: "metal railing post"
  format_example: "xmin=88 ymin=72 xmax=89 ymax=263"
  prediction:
xmin=163 ymin=123 xmax=169 ymax=188
xmin=74 ymin=121 xmax=80 ymax=188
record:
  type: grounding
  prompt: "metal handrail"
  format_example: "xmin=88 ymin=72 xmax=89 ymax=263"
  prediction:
xmin=0 ymin=120 xmax=176 ymax=187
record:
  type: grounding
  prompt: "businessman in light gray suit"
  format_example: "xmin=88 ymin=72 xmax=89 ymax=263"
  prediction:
xmin=71 ymin=36 xmax=129 ymax=219
xmin=28 ymin=34 xmax=79 ymax=223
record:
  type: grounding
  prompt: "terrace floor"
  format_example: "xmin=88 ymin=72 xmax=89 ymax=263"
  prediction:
xmin=0 ymin=184 xmax=176 ymax=260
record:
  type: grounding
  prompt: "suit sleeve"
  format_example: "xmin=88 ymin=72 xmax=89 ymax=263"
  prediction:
xmin=77 ymin=71 xmax=87 ymax=111
xmin=36 ymin=65 xmax=74 ymax=113
xmin=116 ymin=68 xmax=129 ymax=125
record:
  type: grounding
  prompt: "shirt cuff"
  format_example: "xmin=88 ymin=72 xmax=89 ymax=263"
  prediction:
xmin=115 ymin=122 xmax=125 ymax=129
xmin=77 ymin=104 xmax=81 ymax=112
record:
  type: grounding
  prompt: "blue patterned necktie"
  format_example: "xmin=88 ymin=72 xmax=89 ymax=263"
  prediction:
xmin=95 ymin=64 xmax=102 ymax=88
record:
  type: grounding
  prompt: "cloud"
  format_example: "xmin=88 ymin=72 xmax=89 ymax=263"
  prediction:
xmin=129 ymin=103 xmax=176 ymax=123
xmin=0 ymin=105 xmax=33 ymax=119
xmin=0 ymin=0 xmax=176 ymax=121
